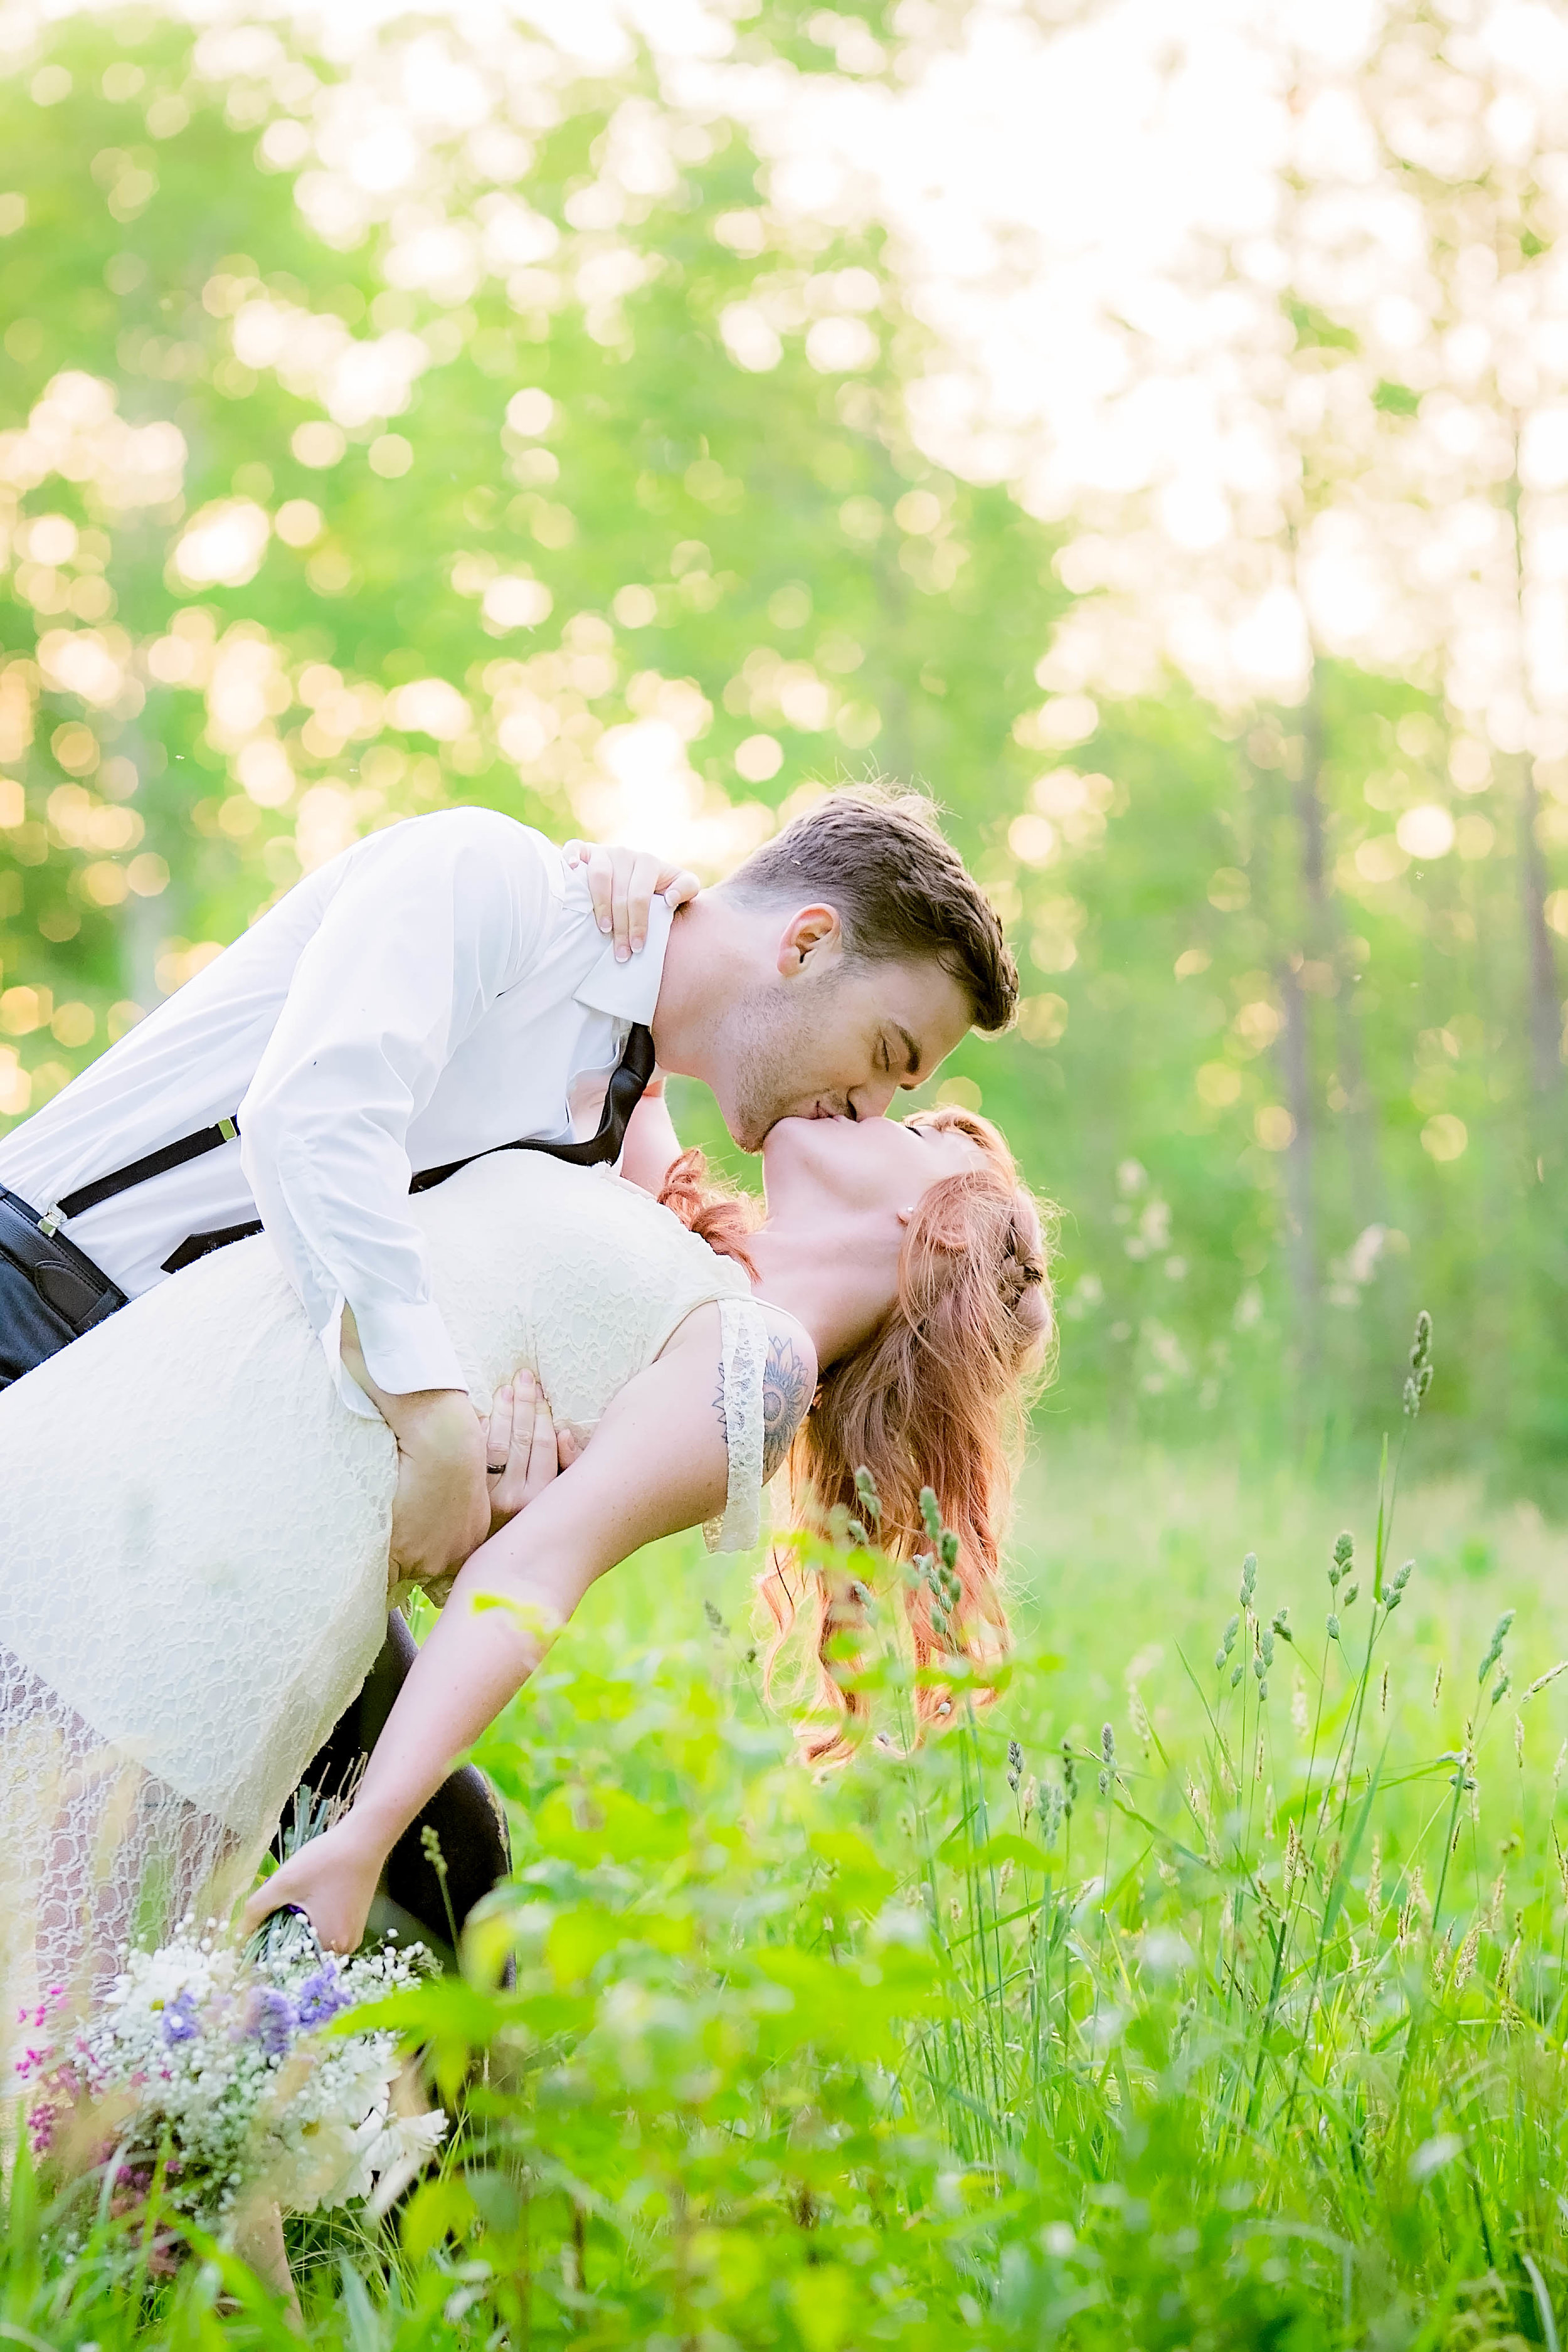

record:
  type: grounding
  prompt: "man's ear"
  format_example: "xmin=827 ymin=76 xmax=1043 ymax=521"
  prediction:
xmin=775 ymin=903 xmax=844 ymax=977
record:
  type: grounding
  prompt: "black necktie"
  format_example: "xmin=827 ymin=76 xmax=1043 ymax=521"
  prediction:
xmin=410 ymin=1020 xmax=657 ymax=1192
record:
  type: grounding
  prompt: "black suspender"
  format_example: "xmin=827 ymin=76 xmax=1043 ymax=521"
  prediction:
xmin=42 ymin=1115 xmax=240 ymax=1232
xmin=33 ymin=1022 xmax=657 ymax=1277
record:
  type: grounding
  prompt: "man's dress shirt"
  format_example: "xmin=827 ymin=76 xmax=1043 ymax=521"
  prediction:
xmin=0 ymin=809 xmax=671 ymax=1416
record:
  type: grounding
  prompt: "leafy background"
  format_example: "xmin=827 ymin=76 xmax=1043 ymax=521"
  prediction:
xmin=10 ymin=11 xmax=1568 ymax=2346
xmin=3 ymin=0 xmax=1565 ymax=1490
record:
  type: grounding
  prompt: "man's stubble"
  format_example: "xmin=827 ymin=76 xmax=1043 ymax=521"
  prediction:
xmin=716 ymin=967 xmax=850 ymax=1155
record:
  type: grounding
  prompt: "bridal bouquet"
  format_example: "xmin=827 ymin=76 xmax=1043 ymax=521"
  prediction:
xmin=20 ymin=1914 xmax=446 ymax=2230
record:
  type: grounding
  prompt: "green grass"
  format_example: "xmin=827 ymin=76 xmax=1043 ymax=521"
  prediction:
xmin=13 ymin=1357 xmax=1568 ymax=2349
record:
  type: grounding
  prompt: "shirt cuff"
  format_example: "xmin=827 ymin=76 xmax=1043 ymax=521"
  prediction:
xmin=324 ymin=1293 xmax=470 ymax=1419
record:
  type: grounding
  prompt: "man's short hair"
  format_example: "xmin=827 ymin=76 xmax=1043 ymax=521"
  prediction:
xmin=726 ymin=785 xmax=1019 ymax=1035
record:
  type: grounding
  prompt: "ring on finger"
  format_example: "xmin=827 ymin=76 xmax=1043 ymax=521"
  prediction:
xmin=486 ymin=1461 xmax=507 ymax=1476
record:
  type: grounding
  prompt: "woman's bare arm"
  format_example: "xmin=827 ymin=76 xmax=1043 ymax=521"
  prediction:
xmin=241 ymin=1307 xmax=743 ymax=1950
xmin=617 ymin=1083 xmax=684 ymax=1196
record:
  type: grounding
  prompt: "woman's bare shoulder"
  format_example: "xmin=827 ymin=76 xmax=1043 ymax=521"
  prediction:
xmin=654 ymin=1297 xmax=815 ymax=1485
xmin=756 ymin=1306 xmax=816 ymax=1483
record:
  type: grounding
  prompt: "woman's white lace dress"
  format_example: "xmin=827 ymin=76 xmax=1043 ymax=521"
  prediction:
xmin=0 ymin=1153 xmax=765 ymax=2026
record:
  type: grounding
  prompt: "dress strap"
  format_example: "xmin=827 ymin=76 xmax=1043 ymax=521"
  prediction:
xmin=703 ymin=1295 xmax=768 ymax=1555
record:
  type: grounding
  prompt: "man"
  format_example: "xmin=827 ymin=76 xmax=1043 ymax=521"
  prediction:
xmin=0 ymin=784 xmax=1017 ymax=1944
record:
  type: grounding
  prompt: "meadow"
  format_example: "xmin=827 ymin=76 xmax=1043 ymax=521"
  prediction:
xmin=9 ymin=1320 xmax=1568 ymax=2350
xmin=4 ymin=3 xmax=1568 ymax=2341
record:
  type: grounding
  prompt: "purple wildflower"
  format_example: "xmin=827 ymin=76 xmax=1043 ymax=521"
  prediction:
xmin=161 ymin=1989 xmax=199 ymax=2047
xmin=294 ymin=1965 xmax=349 ymax=2030
xmin=247 ymin=1986 xmax=296 ymax=2058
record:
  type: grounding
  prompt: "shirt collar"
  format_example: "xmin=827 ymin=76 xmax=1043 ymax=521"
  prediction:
xmin=572 ymin=888 xmax=674 ymax=1027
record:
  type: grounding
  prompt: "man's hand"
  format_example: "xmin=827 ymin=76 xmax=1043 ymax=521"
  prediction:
xmin=482 ymin=1367 xmax=580 ymax=1535
xmin=381 ymin=1388 xmax=491 ymax=1586
xmin=564 ymin=840 xmax=699 ymax=963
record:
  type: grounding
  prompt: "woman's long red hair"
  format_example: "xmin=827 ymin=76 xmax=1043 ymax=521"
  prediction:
xmin=657 ymin=1108 xmax=1054 ymax=1763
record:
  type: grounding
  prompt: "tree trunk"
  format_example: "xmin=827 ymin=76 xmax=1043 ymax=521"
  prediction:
xmin=1516 ymin=750 xmax=1561 ymax=1099
xmin=1503 ymin=436 xmax=1562 ymax=1103
xmin=1274 ymin=948 xmax=1318 ymax=1378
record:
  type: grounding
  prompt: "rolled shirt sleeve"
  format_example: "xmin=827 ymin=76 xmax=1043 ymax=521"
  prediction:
xmin=238 ymin=809 xmax=556 ymax=1416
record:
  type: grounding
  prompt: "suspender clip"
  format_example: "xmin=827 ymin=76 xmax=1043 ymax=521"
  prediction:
xmin=37 ymin=1206 xmax=63 ymax=1237
xmin=218 ymin=1116 xmax=238 ymax=1143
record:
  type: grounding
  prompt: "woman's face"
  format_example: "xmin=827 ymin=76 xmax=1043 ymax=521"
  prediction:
xmin=760 ymin=1110 xmax=986 ymax=1229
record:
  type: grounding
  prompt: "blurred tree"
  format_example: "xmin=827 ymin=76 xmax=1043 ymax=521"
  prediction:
xmin=0 ymin=2 xmax=1564 ymax=1478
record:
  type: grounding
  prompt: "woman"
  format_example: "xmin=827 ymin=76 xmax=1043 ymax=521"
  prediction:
xmin=0 ymin=1104 xmax=1049 ymax=2007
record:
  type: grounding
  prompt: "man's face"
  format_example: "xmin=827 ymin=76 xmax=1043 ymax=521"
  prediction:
xmin=711 ymin=949 xmax=974 ymax=1151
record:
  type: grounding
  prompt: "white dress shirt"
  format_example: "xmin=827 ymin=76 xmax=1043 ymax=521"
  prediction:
xmin=0 ymin=810 xmax=672 ymax=1416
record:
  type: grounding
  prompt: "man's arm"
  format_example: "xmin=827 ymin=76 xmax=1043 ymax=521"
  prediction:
xmin=238 ymin=812 xmax=551 ymax=1576
xmin=241 ymin=808 xmax=548 ymax=1404
xmin=241 ymin=814 xmax=695 ymax=1581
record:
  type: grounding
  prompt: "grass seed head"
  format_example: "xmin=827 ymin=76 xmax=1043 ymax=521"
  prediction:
xmin=1403 ymin=1310 xmax=1435 ymax=1417
xmin=1477 ymin=1611 xmax=1515 ymax=1688
xmin=1239 ymin=1553 xmax=1257 ymax=1608
xmin=1410 ymin=1307 xmax=1433 ymax=1372
xmin=1283 ymin=1818 xmax=1303 ymax=1896
xmin=1007 ymin=1739 xmax=1024 ymax=1793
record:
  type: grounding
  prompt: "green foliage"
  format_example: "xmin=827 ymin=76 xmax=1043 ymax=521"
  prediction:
xmin=12 ymin=1325 xmax=1568 ymax=2344
xmin=1 ymin=9 xmax=1565 ymax=1473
